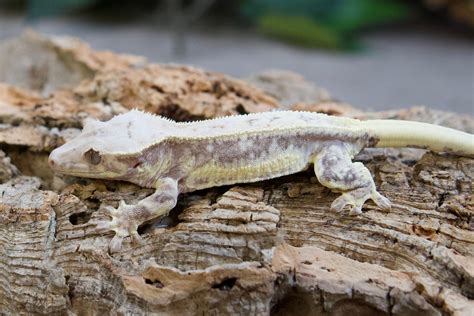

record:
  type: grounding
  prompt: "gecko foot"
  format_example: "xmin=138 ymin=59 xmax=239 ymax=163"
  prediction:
xmin=314 ymin=144 xmax=392 ymax=216
xmin=96 ymin=179 xmax=179 ymax=253
xmin=96 ymin=200 xmax=144 ymax=253
xmin=330 ymin=187 xmax=391 ymax=215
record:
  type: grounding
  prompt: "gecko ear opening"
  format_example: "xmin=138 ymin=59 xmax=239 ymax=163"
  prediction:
xmin=84 ymin=148 xmax=102 ymax=165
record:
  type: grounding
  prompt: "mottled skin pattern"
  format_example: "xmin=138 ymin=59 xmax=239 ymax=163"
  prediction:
xmin=49 ymin=110 xmax=474 ymax=252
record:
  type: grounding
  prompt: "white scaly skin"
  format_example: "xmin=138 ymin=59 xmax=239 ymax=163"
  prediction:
xmin=49 ymin=110 xmax=474 ymax=252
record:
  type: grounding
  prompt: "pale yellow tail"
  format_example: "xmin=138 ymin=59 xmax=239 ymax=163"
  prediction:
xmin=363 ymin=119 xmax=474 ymax=157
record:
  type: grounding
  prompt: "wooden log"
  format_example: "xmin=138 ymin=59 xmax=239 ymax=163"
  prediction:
xmin=0 ymin=32 xmax=472 ymax=315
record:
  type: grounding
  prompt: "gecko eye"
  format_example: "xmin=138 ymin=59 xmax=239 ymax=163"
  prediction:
xmin=84 ymin=148 xmax=102 ymax=165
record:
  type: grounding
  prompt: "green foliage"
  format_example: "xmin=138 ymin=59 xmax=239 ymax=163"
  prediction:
xmin=27 ymin=0 xmax=99 ymax=18
xmin=326 ymin=0 xmax=410 ymax=33
xmin=241 ymin=0 xmax=411 ymax=50
xmin=258 ymin=15 xmax=349 ymax=50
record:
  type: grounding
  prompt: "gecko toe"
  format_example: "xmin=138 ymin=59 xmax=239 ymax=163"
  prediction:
xmin=330 ymin=195 xmax=353 ymax=213
xmin=109 ymin=235 xmax=124 ymax=253
xmin=330 ymin=188 xmax=372 ymax=215
xmin=103 ymin=205 xmax=119 ymax=217
xmin=349 ymin=205 xmax=363 ymax=215
xmin=372 ymin=192 xmax=391 ymax=210
xmin=119 ymin=200 xmax=128 ymax=208
xmin=130 ymin=231 xmax=144 ymax=246
xmin=95 ymin=221 xmax=112 ymax=233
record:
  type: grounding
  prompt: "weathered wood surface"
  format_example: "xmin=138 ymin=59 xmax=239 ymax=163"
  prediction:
xmin=0 ymin=32 xmax=472 ymax=316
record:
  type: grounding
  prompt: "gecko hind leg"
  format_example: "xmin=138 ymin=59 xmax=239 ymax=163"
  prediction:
xmin=313 ymin=144 xmax=391 ymax=215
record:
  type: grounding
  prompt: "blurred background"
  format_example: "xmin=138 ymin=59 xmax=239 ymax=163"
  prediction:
xmin=0 ymin=0 xmax=473 ymax=113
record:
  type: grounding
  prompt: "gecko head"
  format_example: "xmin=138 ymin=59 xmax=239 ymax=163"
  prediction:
xmin=48 ymin=117 xmax=143 ymax=179
xmin=49 ymin=143 xmax=126 ymax=179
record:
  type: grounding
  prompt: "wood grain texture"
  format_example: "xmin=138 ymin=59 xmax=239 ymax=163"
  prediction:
xmin=0 ymin=32 xmax=472 ymax=316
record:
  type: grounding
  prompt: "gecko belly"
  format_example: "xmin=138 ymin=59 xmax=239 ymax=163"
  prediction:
xmin=176 ymin=131 xmax=317 ymax=192
xmin=182 ymin=151 xmax=309 ymax=191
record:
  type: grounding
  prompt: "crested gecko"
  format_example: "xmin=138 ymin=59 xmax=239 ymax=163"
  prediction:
xmin=49 ymin=110 xmax=474 ymax=252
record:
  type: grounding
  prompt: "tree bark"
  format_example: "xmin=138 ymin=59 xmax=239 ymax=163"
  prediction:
xmin=0 ymin=32 xmax=472 ymax=316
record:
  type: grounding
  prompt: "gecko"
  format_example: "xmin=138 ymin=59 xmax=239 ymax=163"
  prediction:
xmin=49 ymin=110 xmax=474 ymax=252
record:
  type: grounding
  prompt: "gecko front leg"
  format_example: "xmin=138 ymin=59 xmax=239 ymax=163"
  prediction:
xmin=314 ymin=143 xmax=391 ymax=215
xmin=97 ymin=177 xmax=179 ymax=253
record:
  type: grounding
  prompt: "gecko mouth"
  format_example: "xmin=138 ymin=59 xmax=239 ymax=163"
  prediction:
xmin=50 ymin=166 xmax=108 ymax=177
xmin=48 ymin=158 xmax=111 ymax=178
xmin=54 ymin=169 xmax=106 ymax=177
xmin=51 ymin=168 xmax=121 ymax=179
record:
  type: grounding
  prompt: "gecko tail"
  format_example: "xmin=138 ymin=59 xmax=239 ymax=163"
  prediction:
xmin=362 ymin=119 xmax=474 ymax=157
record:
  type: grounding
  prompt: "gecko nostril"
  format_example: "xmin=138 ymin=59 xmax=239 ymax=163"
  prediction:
xmin=49 ymin=157 xmax=56 ymax=167
xmin=48 ymin=149 xmax=61 ymax=168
